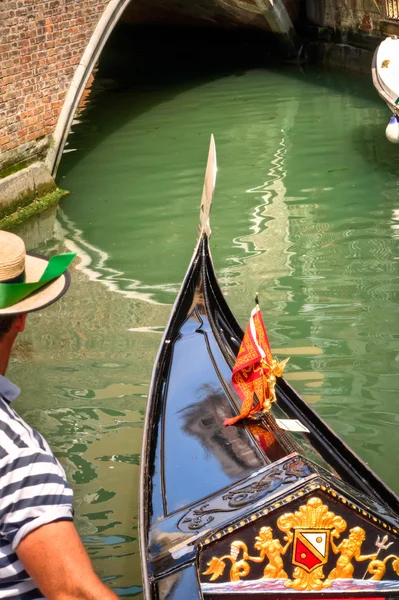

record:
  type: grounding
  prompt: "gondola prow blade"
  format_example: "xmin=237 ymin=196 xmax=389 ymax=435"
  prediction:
xmin=199 ymin=134 xmax=217 ymax=240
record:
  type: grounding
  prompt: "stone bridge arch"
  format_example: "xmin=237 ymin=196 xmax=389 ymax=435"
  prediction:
xmin=47 ymin=0 xmax=297 ymax=176
xmin=0 ymin=0 xmax=297 ymax=223
xmin=45 ymin=0 xmax=132 ymax=175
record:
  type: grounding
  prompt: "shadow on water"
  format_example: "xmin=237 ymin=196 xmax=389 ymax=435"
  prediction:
xmin=60 ymin=21 xmax=399 ymax=184
xmin=276 ymin=67 xmax=399 ymax=180
xmin=59 ymin=23 xmax=282 ymax=178
xmin=351 ymin=122 xmax=399 ymax=177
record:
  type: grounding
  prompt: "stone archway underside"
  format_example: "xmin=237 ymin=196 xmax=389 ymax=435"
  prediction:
xmin=47 ymin=0 xmax=297 ymax=176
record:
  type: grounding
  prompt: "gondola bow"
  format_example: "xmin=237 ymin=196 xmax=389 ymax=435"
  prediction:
xmin=139 ymin=136 xmax=399 ymax=600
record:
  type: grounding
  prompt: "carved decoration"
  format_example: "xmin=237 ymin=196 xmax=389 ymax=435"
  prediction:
xmin=180 ymin=457 xmax=311 ymax=532
xmin=278 ymin=497 xmax=346 ymax=590
xmin=368 ymin=553 xmax=399 ymax=580
xmin=203 ymin=527 xmax=290 ymax=582
xmin=202 ymin=496 xmax=399 ymax=591
xmin=222 ymin=459 xmax=307 ymax=509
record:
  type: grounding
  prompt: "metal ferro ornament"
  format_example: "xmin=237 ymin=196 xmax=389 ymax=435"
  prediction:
xmin=202 ymin=497 xmax=399 ymax=591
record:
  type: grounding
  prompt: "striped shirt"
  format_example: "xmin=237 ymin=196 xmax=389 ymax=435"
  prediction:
xmin=0 ymin=375 xmax=73 ymax=599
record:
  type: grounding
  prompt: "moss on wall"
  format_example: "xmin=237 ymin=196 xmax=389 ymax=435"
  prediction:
xmin=0 ymin=188 xmax=69 ymax=231
xmin=0 ymin=160 xmax=35 ymax=180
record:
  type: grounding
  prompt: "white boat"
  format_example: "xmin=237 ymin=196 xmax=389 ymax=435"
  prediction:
xmin=372 ymin=35 xmax=399 ymax=142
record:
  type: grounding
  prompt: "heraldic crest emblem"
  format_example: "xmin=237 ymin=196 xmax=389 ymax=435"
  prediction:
xmin=292 ymin=529 xmax=330 ymax=574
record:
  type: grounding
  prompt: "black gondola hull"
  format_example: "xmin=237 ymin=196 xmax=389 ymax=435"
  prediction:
xmin=140 ymin=186 xmax=399 ymax=600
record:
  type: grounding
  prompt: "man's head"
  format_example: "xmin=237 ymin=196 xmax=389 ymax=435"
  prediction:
xmin=0 ymin=230 xmax=75 ymax=375
xmin=0 ymin=314 xmax=17 ymax=341
xmin=0 ymin=230 xmax=74 ymax=317
xmin=0 ymin=313 xmax=27 ymax=375
xmin=0 ymin=314 xmax=27 ymax=340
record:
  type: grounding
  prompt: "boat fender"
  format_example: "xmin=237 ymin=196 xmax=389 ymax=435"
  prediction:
xmin=386 ymin=114 xmax=399 ymax=144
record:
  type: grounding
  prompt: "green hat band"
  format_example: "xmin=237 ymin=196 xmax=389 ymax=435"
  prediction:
xmin=0 ymin=253 xmax=76 ymax=310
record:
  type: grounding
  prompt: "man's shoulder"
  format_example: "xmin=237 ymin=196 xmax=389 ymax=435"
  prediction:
xmin=0 ymin=397 xmax=53 ymax=457
xmin=0 ymin=444 xmax=70 ymax=489
xmin=0 ymin=399 xmax=70 ymax=485
xmin=0 ymin=443 xmax=74 ymax=551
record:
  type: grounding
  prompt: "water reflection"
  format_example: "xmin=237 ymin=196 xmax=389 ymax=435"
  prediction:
xmin=163 ymin=308 xmax=266 ymax=512
xmin=58 ymin=209 xmax=174 ymax=304
xmin=180 ymin=386 xmax=263 ymax=478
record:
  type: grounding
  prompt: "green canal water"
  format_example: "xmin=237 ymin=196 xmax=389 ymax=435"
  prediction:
xmin=10 ymin=65 xmax=399 ymax=596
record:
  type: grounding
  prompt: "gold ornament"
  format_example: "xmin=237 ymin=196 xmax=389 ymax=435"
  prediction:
xmin=367 ymin=554 xmax=399 ymax=580
xmin=327 ymin=527 xmax=377 ymax=582
xmin=202 ymin=529 xmax=290 ymax=582
xmin=278 ymin=497 xmax=346 ymax=590
xmin=260 ymin=357 xmax=289 ymax=411
xmin=202 ymin=496 xmax=399 ymax=591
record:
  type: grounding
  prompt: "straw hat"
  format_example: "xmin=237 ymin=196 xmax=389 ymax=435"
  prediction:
xmin=0 ymin=231 xmax=71 ymax=315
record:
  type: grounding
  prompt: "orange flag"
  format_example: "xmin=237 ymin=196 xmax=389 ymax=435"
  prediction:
xmin=224 ymin=304 xmax=288 ymax=426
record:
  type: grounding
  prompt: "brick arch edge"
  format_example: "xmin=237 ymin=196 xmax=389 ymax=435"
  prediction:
xmin=45 ymin=0 xmax=133 ymax=177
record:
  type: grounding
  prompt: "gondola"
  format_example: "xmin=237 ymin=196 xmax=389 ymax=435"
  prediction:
xmin=139 ymin=136 xmax=399 ymax=599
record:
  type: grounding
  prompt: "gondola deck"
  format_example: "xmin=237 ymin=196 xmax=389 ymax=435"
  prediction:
xmin=139 ymin=137 xmax=399 ymax=599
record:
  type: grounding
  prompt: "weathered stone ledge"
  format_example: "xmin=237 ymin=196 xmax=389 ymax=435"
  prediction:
xmin=0 ymin=136 xmax=51 ymax=175
xmin=306 ymin=40 xmax=374 ymax=72
xmin=0 ymin=161 xmax=57 ymax=209
xmin=299 ymin=23 xmax=384 ymax=72
xmin=0 ymin=161 xmax=68 ymax=230
xmin=0 ymin=188 xmax=69 ymax=231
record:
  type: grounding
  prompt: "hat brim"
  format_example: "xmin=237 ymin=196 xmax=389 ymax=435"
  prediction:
xmin=0 ymin=253 xmax=71 ymax=315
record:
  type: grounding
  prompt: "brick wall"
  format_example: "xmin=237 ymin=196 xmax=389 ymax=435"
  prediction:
xmin=0 ymin=0 xmax=109 ymax=171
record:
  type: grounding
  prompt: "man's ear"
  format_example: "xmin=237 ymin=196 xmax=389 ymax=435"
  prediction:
xmin=14 ymin=314 xmax=27 ymax=333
